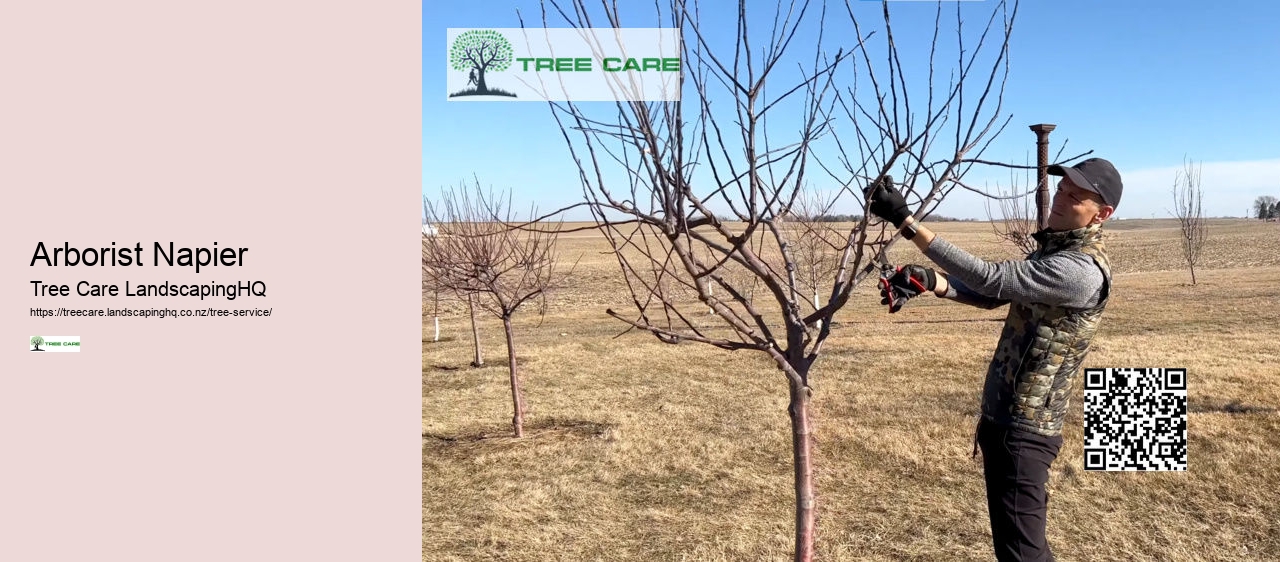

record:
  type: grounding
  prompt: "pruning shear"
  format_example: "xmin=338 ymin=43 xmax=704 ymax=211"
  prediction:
xmin=875 ymin=253 xmax=926 ymax=314
xmin=876 ymin=252 xmax=910 ymax=314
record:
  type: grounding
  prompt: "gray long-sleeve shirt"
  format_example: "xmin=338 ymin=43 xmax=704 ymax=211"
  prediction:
xmin=923 ymin=237 xmax=1104 ymax=310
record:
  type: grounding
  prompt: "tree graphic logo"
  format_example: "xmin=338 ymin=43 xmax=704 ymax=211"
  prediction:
xmin=30 ymin=336 xmax=45 ymax=351
xmin=449 ymin=30 xmax=518 ymax=98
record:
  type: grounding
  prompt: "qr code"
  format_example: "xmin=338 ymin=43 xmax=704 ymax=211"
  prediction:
xmin=1083 ymin=368 xmax=1187 ymax=471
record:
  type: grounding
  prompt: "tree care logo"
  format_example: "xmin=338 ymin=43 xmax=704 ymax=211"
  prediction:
xmin=446 ymin=28 xmax=682 ymax=102
xmin=30 ymin=335 xmax=81 ymax=352
xmin=449 ymin=30 xmax=517 ymax=99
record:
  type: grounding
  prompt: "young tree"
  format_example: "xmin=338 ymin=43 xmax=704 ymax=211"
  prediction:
xmin=424 ymin=198 xmax=483 ymax=362
xmin=984 ymin=161 xmax=1039 ymax=256
xmin=541 ymin=0 xmax=1026 ymax=559
xmin=423 ymin=248 xmax=487 ymax=365
xmin=422 ymin=181 xmax=563 ymax=438
xmin=985 ymin=185 xmax=1037 ymax=255
xmin=465 ymin=294 xmax=484 ymax=365
xmin=423 ymin=197 xmax=444 ymax=344
xmin=424 ymin=284 xmax=443 ymax=343
xmin=1171 ymin=158 xmax=1207 ymax=284
xmin=984 ymin=146 xmax=1085 ymax=256
xmin=785 ymin=187 xmax=843 ymax=330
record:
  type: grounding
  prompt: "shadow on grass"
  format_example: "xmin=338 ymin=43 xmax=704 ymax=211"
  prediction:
xmin=839 ymin=317 xmax=1004 ymax=325
xmin=427 ymin=357 xmax=536 ymax=371
xmin=423 ymin=417 xmax=615 ymax=454
xmin=1189 ymin=400 xmax=1278 ymax=415
xmin=422 ymin=336 xmax=458 ymax=344
xmin=424 ymin=417 xmax=614 ymax=445
xmin=432 ymin=356 xmax=534 ymax=369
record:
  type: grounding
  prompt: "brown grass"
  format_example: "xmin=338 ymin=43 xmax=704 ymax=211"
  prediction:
xmin=424 ymin=219 xmax=1280 ymax=561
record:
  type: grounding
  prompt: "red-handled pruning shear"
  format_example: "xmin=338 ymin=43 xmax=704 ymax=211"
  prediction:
xmin=876 ymin=252 xmax=924 ymax=313
xmin=875 ymin=254 xmax=906 ymax=312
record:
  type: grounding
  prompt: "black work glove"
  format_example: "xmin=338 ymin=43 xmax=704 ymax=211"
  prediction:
xmin=863 ymin=175 xmax=912 ymax=227
xmin=879 ymin=265 xmax=937 ymax=313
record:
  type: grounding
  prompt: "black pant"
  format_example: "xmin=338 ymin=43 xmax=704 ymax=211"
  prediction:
xmin=977 ymin=419 xmax=1064 ymax=562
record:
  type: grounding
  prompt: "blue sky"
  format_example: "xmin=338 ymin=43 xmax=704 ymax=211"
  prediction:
xmin=425 ymin=1 xmax=1280 ymax=220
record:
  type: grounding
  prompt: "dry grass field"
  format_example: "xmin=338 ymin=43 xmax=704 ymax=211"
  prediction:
xmin=424 ymin=219 xmax=1280 ymax=561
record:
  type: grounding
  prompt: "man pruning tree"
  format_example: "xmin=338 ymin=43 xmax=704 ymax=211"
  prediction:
xmin=865 ymin=158 xmax=1123 ymax=562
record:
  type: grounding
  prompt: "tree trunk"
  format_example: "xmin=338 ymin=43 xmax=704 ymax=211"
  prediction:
xmin=433 ymin=316 xmax=440 ymax=342
xmin=468 ymin=294 xmax=484 ymax=367
xmin=477 ymin=68 xmax=488 ymax=92
xmin=502 ymin=315 xmax=525 ymax=438
xmin=787 ymin=374 xmax=816 ymax=562
xmin=813 ymin=289 xmax=822 ymax=331
xmin=1190 ymin=263 xmax=1197 ymax=286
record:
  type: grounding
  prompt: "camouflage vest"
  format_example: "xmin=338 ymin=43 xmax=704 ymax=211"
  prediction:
xmin=981 ymin=224 xmax=1111 ymax=436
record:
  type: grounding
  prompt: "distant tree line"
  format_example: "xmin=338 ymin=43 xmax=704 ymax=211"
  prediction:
xmin=811 ymin=214 xmax=863 ymax=223
xmin=800 ymin=214 xmax=979 ymax=223
xmin=921 ymin=215 xmax=980 ymax=223
xmin=1256 ymin=196 xmax=1279 ymax=221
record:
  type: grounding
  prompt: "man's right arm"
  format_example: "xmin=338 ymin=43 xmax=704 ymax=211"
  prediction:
xmin=890 ymin=217 xmax=1006 ymax=309
xmin=895 ymin=215 xmax=1102 ymax=309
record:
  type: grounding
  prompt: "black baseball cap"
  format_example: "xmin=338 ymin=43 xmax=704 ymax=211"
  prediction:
xmin=1047 ymin=158 xmax=1123 ymax=208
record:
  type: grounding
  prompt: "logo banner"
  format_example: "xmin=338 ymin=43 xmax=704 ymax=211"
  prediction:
xmin=446 ymin=28 xmax=682 ymax=102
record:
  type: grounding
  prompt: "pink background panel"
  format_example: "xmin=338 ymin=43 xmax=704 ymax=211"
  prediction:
xmin=1 ymin=2 xmax=422 ymax=560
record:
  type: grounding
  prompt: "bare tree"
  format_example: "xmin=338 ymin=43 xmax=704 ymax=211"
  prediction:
xmin=1171 ymin=158 xmax=1207 ymax=284
xmin=422 ymin=181 xmax=563 ymax=437
xmin=422 ymin=269 xmax=443 ymax=343
xmin=423 ymin=196 xmax=444 ymax=344
xmin=428 ymin=289 xmax=443 ymax=342
xmin=538 ymin=0 xmax=1025 ymax=559
xmin=986 ymin=142 xmax=1086 ymax=255
xmin=785 ymin=187 xmax=843 ymax=330
xmin=984 ymin=164 xmax=1039 ymax=256
xmin=425 ymin=207 xmax=482 ymax=362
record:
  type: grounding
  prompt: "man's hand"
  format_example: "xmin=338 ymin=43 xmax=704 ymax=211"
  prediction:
xmin=863 ymin=175 xmax=912 ymax=227
xmin=879 ymin=264 xmax=937 ymax=313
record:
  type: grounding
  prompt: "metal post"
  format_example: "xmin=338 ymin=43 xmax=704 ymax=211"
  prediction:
xmin=1029 ymin=124 xmax=1056 ymax=230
